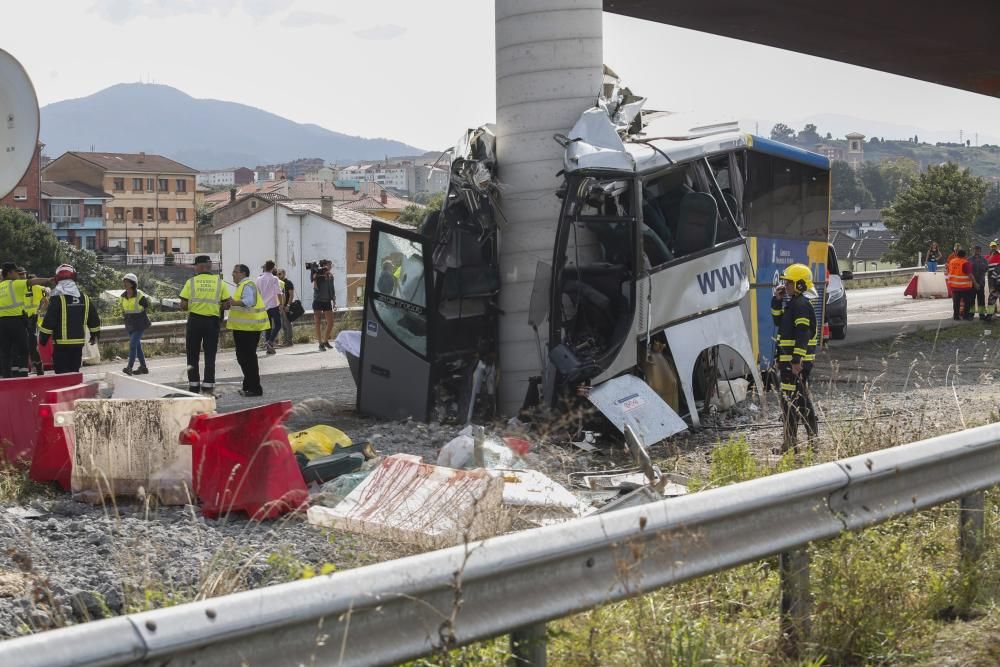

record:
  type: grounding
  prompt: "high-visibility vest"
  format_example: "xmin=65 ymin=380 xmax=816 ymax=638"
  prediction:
xmin=181 ymin=274 xmax=229 ymax=317
xmin=24 ymin=284 xmax=45 ymax=317
xmin=228 ymin=279 xmax=269 ymax=331
xmin=0 ymin=279 xmax=28 ymax=318
xmin=947 ymin=257 xmax=973 ymax=290
xmin=121 ymin=290 xmax=148 ymax=314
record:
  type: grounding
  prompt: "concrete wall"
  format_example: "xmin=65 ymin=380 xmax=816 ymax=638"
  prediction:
xmin=219 ymin=207 xmax=348 ymax=306
xmin=495 ymin=0 xmax=604 ymax=413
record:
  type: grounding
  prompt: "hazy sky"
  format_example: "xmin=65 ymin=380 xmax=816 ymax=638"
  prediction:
xmin=6 ymin=0 xmax=1000 ymax=150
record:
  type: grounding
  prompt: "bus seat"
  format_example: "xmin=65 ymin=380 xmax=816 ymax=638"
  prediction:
xmin=674 ymin=192 xmax=718 ymax=256
xmin=642 ymin=225 xmax=673 ymax=265
xmin=642 ymin=190 xmax=673 ymax=249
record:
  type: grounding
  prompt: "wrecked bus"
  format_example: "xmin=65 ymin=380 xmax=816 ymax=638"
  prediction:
xmin=358 ymin=77 xmax=831 ymax=429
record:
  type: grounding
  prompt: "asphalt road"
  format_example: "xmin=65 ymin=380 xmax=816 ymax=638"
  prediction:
xmin=829 ymin=284 xmax=965 ymax=348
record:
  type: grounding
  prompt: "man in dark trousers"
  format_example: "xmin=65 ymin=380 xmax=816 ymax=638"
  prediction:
xmin=179 ymin=255 xmax=231 ymax=395
xmin=970 ymin=245 xmax=989 ymax=320
xmin=227 ymin=264 xmax=269 ymax=397
xmin=947 ymin=248 xmax=976 ymax=321
xmin=0 ymin=263 xmax=55 ymax=378
xmin=37 ymin=264 xmax=101 ymax=374
xmin=771 ymin=263 xmax=819 ymax=453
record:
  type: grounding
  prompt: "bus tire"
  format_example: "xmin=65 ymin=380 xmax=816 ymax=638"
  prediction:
xmin=830 ymin=325 xmax=846 ymax=340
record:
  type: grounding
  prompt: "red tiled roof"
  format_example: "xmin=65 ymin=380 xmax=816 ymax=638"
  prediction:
xmin=67 ymin=151 xmax=198 ymax=174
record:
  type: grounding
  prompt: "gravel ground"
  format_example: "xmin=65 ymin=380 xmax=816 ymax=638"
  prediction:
xmin=2 ymin=322 xmax=998 ymax=640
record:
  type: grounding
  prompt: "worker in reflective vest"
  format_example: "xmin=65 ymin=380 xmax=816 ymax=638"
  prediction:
xmin=0 ymin=262 xmax=55 ymax=378
xmin=771 ymin=263 xmax=819 ymax=453
xmin=179 ymin=255 xmax=231 ymax=394
xmin=946 ymin=249 xmax=976 ymax=321
xmin=227 ymin=264 xmax=269 ymax=397
xmin=37 ymin=264 xmax=102 ymax=375
xmin=19 ymin=267 xmax=48 ymax=376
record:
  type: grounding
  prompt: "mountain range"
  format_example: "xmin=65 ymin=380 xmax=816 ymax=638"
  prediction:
xmin=39 ymin=83 xmax=424 ymax=170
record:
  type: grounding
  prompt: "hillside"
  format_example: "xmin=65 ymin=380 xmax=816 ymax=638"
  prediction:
xmin=39 ymin=83 xmax=424 ymax=170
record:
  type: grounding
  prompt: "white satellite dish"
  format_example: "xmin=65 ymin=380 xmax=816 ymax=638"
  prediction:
xmin=0 ymin=49 xmax=40 ymax=200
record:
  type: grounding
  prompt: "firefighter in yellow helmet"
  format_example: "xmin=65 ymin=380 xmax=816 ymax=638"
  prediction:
xmin=771 ymin=263 xmax=819 ymax=452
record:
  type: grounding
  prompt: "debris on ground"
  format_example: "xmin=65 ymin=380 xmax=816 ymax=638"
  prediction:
xmin=307 ymin=454 xmax=506 ymax=546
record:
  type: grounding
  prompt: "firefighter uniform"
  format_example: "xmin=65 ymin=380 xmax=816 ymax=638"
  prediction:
xmin=228 ymin=276 xmax=270 ymax=396
xmin=24 ymin=284 xmax=45 ymax=375
xmin=0 ymin=278 xmax=30 ymax=378
xmin=771 ymin=264 xmax=819 ymax=452
xmin=180 ymin=266 xmax=231 ymax=394
xmin=38 ymin=292 xmax=101 ymax=374
xmin=985 ymin=242 xmax=1000 ymax=322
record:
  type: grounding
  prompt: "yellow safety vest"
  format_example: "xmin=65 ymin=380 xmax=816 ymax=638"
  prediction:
xmin=181 ymin=274 xmax=229 ymax=317
xmin=24 ymin=284 xmax=45 ymax=317
xmin=121 ymin=290 xmax=148 ymax=314
xmin=227 ymin=278 xmax=269 ymax=331
xmin=0 ymin=279 xmax=28 ymax=318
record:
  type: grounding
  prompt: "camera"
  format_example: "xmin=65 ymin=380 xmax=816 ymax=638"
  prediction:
xmin=307 ymin=260 xmax=330 ymax=280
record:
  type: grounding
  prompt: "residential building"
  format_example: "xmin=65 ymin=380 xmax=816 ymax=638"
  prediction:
xmin=43 ymin=151 xmax=199 ymax=254
xmin=0 ymin=141 xmax=43 ymax=218
xmin=846 ymin=132 xmax=866 ymax=169
xmin=40 ymin=181 xmax=113 ymax=250
xmin=196 ymin=167 xmax=253 ymax=188
xmin=213 ymin=197 xmax=385 ymax=307
xmin=412 ymin=164 xmax=449 ymax=195
xmin=830 ymin=207 xmax=886 ymax=239
xmin=814 ymin=143 xmax=846 ymax=162
xmin=338 ymin=188 xmax=417 ymax=222
xmin=304 ymin=166 xmax=337 ymax=182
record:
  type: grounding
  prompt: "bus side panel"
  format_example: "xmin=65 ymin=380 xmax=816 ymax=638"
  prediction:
xmin=807 ymin=240 xmax=829 ymax=332
xmin=753 ymin=236 xmax=821 ymax=369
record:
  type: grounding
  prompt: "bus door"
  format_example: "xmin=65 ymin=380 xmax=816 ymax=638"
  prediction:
xmin=358 ymin=221 xmax=434 ymax=421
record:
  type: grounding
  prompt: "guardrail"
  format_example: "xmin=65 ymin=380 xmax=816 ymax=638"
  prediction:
xmin=849 ymin=266 xmax=920 ymax=281
xmin=95 ymin=306 xmax=362 ymax=343
xmin=1 ymin=422 xmax=996 ymax=666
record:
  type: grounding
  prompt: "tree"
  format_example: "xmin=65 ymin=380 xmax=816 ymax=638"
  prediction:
xmin=770 ymin=123 xmax=795 ymax=143
xmin=58 ymin=242 xmax=121 ymax=295
xmin=825 ymin=132 xmax=833 ymax=140
xmin=797 ymin=123 xmax=821 ymax=146
xmin=974 ymin=182 xmax=1000 ymax=236
xmin=859 ymin=160 xmax=918 ymax=208
xmin=0 ymin=207 xmax=61 ymax=275
xmin=830 ymin=160 xmax=874 ymax=210
xmin=882 ymin=163 xmax=988 ymax=264
xmin=396 ymin=192 xmax=444 ymax=226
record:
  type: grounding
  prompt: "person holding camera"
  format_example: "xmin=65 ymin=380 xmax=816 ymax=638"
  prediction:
xmin=311 ymin=259 xmax=335 ymax=351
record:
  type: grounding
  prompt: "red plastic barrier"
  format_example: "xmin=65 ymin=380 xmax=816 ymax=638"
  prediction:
xmin=29 ymin=382 xmax=99 ymax=490
xmin=38 ymin=337 xmax=53 ymax=371
xmin=0 ymin=373 xmax=83 ymax=466
xmin=179 ymin=401 xmax=308 ymax=520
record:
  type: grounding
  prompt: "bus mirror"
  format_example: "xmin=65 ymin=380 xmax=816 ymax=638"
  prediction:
xmin=841 ymin=270 xmax=853 ymax=280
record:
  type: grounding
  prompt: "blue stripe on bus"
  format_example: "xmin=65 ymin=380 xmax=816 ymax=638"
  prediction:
xmin=748 ymin=135 xmax=831 ymax=170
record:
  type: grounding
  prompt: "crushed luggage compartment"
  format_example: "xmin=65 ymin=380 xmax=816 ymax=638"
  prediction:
xmin=307 ymin=454 xmax=505 ymax=547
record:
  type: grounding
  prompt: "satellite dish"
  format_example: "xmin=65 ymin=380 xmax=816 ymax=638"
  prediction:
xmin=0 ymin=49 xmax=39 ymax=200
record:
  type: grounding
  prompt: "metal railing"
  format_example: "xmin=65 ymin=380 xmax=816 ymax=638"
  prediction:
xmin=849 ymin=265 xmax=920 ymax=281
xmin=97 ymin=306 xmax=363 ymax=343
xmin=1 ymin=423 xmax=996 ymax=666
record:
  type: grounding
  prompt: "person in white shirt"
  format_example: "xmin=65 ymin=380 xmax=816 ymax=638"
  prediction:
xmin=255 ymin=259 xmax=281 ymax=355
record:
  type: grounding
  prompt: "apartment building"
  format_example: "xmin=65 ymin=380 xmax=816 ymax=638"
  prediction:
xmin=196 ymin=167 xmax=253 ymax=188
xmin=40 ymin=181 xmax=113 ymax=249
xmin=0 ymin=142 xmax=43 ymax=218
xmin=42 ymin=152 xmax=199 ymax=253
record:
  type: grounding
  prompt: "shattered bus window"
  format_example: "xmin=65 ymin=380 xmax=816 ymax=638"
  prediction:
xmin=373 ymin=233 xmax=427 ymax=356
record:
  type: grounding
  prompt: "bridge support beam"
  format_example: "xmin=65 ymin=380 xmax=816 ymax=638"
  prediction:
xmin=495 ymin=0 xmax=604 ymax=414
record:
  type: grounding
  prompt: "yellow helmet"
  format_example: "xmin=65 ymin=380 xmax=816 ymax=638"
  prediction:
xmin=779 ymin=263 xmax=814 ymax=293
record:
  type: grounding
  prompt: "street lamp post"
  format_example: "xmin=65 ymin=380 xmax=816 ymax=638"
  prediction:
xmin=125 ymin=210 xmax=131 ymax=262
xmin=138 ymin=222 xmax=145 ymax=261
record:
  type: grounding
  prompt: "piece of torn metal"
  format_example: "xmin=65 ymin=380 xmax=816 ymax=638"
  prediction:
xmin=306 ymin=454 xmax=505 ymax=547
xmin=587 ymin=374 xmax=687 ymax=446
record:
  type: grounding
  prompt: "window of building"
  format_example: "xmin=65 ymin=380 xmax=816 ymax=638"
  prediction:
xmin=145 ymin=207 xmax=154 ymax=221
xmin=85 ymin=237 xmax=97 ymax=250
xmin=84 ymin=204 xmax=102 ymax=218
xmin=146 ymin=178 xmax=155 ymax=191
xmin=175 ymin=179 xmax=187 ymax=192
xmin=159 ymin=178 xmax=169 ymax=192
xmin=113 ymin=178 xmax=125 ymax=191
xmin=356 ymin=240 xmax=365 ymax=261
xmin=176 ymin=208 xmax=186 ymax=221
xmin=132 ymin=178 xmax=143 ymax=191
xmin=132 ymin=207 xmax=143 ymax=221
xmin=50 ymin=201 xmax=73 ymax=220
xmin=114 ymin=207 xmax=125 ymax=221
xmin=158 ymin=208 xmax=168 ymax=221
xmin=12 ymin=186 xmax=27 ymax=201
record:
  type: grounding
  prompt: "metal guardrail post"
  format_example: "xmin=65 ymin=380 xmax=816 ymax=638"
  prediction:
xmin=509 ymin=623 xmax=547 ymax=666
xmin=779 ymin=548 xmax=811 ymax=657
xmin=959 ymin=492 xmax=985 ymax=564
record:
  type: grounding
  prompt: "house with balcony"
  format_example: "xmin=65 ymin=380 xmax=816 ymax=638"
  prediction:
xmin=40 ymin=181 xmax=113 ymax=250
xmin=42 ymin=151 xmax=199 ymax=254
